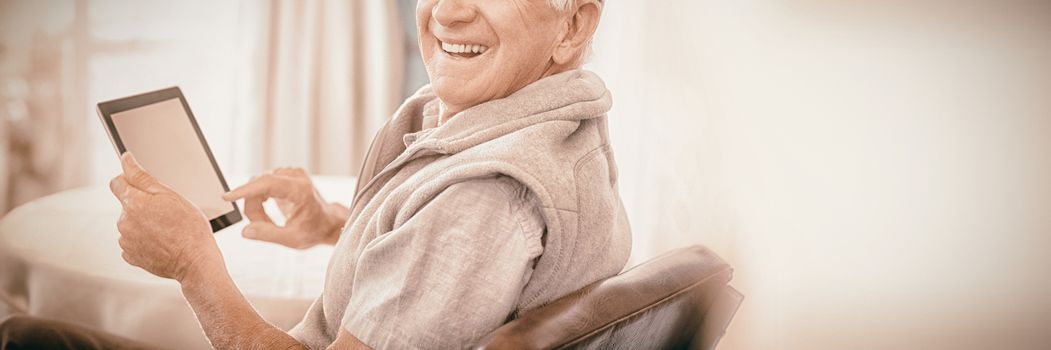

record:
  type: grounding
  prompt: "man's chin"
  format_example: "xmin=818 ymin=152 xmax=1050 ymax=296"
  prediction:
xmin=431 ymin=84 xmax=481 ymax=111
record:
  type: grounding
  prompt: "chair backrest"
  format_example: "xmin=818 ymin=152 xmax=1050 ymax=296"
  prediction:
xmin=475 ymin=245 xmax=743 ymax=350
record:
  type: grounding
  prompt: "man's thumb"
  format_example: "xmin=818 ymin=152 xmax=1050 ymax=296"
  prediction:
xmin=121 ymin=152 xmax=162 ymax=193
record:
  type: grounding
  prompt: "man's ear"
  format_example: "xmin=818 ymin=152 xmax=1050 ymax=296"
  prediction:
xmin=552 ymin=0 xmax=603 ymax=66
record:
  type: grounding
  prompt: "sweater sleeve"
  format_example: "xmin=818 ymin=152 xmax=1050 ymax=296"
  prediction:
xmin=340 ymin=176 xmax=545 ymax=349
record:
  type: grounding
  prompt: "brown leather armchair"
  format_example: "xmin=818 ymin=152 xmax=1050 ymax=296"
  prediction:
xmin=476 ymin=245 xmax=742 ymax=350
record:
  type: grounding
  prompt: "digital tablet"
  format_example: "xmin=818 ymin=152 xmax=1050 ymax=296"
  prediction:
xmin=97 ymin=87 xmax=241 ymax=232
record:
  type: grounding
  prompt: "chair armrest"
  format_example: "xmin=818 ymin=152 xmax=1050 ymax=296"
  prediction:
xmin=475 ymin=245 xmax=739 ymax=350
xmin=697 ymin=286 xmax=744 ymax=350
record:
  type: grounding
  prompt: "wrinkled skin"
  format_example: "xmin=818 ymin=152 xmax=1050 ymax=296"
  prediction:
xmin=109 ymin=154 xmax=347 ymax=278
xmin=417 ymin=0 xmax=603 ymax=123
xmin=109 ymin=153 xmax=217 ymax=282
xmin=222 ymin=167 xmax=348 ymax=249
xmin=108 ymin=153 xmax=336 ymax=349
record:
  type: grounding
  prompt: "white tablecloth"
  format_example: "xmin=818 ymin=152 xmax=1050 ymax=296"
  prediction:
xmin=0 ymin=176 xmax=356 ymax=349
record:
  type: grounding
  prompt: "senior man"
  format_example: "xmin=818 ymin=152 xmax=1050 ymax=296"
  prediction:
xmin=0 ymin=0 xmax=628 ymax=349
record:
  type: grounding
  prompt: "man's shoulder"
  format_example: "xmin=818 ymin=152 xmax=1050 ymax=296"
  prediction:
xmin=434 ymin=176 xmax=542 ymax=224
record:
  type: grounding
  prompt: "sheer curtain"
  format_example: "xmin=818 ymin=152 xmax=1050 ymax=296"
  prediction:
xmin=0 ymin=0 xmax=408 ymax=215
xmin=230 ymin=0 xmax=405 ymax=176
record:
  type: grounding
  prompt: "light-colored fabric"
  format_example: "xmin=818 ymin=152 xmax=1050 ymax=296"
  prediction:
xmin=229 ymin=0 xmax=405 ymax=176
xmin=343 ymin=176 xmax=545 ymax=349
xmin=290 ymin=69 xmax=633 ymax=348
xmin=0 ymin=176 xmax=355 ymax=349
xmin=355 ymin=126 xmax=547 ymax=349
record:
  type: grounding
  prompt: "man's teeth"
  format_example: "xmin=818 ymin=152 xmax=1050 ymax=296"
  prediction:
xmin=441 ymin=42 xmax=488 ymax=54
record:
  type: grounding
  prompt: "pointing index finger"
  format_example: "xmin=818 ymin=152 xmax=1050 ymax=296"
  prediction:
xmin=223 ymin=175 xmax=292 ymax=201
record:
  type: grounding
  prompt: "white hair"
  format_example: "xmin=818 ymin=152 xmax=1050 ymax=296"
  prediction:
xmin=549 ymin=0 xmax=573 ymax=12
xmin=549 ymin=0 xmax=601 ymax=64
xmin=549 ymin=0 xmax=604 ymax=12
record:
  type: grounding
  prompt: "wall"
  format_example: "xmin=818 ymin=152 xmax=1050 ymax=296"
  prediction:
xmin=587 ymin=1 xmax=1051 ymax=349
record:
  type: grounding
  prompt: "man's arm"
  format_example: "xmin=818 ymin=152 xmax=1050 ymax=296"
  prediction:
xmin=181 ymin=255 xmax=372 ymax=350
xmin=108 ymin=154 xmax=364 ymax=349
xmin=179 ymin=257 xmax=303 ymax=350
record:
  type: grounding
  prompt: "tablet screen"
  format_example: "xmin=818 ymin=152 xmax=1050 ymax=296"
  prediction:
xmin=109 ymin=98 xmax=233 ymax=220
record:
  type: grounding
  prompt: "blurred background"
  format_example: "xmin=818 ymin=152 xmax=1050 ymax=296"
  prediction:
xmin=1 ymin=0 xmax=1049 ymax=348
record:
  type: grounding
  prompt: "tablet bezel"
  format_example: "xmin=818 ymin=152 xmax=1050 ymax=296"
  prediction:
xmin=97 ymin=86 xmax=241 ymax=233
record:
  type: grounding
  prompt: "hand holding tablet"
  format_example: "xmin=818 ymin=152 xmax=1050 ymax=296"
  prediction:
xmin=97 ymin=87 xmax=241 ymax=232
xmin=106 ymin=151 xmax=224 ymax=280
xmin=98 ymin=86 xmax=239 ymax=281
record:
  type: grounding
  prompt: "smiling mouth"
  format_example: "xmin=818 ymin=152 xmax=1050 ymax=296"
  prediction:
xmin=440 ymin=40 xmax=489 ymax=59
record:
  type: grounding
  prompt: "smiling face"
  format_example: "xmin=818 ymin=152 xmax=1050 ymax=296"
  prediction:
xmin=416 ymin=0 xmax=594 ymax=122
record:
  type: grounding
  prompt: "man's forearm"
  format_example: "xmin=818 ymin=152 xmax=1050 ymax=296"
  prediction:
xmin=180 ymin=256 xmax=305 ymax=350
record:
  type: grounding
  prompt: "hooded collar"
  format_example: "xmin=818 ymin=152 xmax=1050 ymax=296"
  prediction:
xmin=403 ymin=69 xmax=612 ymax=155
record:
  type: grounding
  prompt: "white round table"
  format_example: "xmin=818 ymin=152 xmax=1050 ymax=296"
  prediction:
xmin=0 ymin=176 xmax=355 ymax=349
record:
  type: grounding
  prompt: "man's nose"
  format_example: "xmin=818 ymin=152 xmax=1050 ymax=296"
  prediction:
xmin=432 ymin=0 xmax=477 ymax=27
